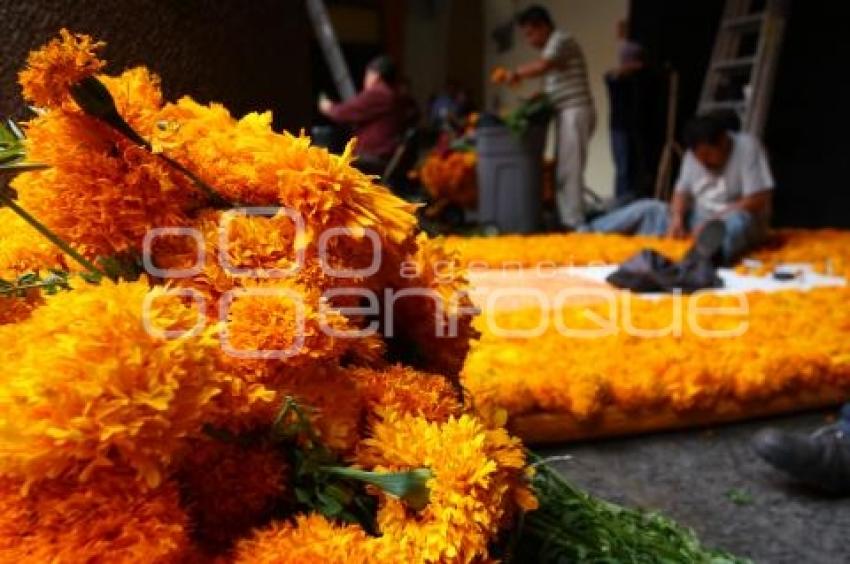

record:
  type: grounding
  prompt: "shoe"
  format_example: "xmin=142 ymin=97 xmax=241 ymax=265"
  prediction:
xmin=682 ymin=219 xmax=726 ymax=266
xmin=753 ymin=424 xmax=850 ymax=495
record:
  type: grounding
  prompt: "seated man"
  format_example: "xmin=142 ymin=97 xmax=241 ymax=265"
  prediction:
xmin=583 ymin=115 xmax=774 ymax=265
xmin=319 ymin=55 xmax=418 ymax=175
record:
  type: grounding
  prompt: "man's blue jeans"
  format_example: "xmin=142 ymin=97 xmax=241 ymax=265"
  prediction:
xmin=583 ymin=198 xmax=768 ymax=264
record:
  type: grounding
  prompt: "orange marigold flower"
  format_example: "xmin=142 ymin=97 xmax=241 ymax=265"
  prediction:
xmin=0 ymin=291 xmax=44 ymax=326
xmin=276 ymin=364 xmax=365 ymax=453
xmin=0 ymin=469 xmax=188 ymax=563
xmin=177 ymin=438 xmax=289 ymax=551
xmin=0 ymin=280 xmax=225 ymax=489
xmin=221 ymin=279 xmax=353 ymax=368
xmin=18 ymin=29 xmax=105 ymax=109
xmin=233 ymin=514 xmax=376 ymax=564
xmin=351 ymin=364 xmax=463 ymax=423
xmin=13 ymin=110 xmax=194 ymax=259
xmin=490 ymin=66 xmax=510 ymax=85
xmin=0 ymin=209 xmax=70 ymax=278
xmin=419 ymin=150 xmax=477 ymax=208
xmin=358 ymin=413 xmax=536 ymax=563
xmin=151 ymin=98 xmax=418 ymax=249
xmin=386 ymin=234 xmax=479 ymax=378
xmin=97 ymin=66 xmax=165 ymax=137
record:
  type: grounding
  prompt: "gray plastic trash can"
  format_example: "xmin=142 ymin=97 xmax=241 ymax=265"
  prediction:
xmin=476 ymin=124 xmax=547 ymax=234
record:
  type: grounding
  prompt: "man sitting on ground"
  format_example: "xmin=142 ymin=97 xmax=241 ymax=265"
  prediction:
xmin=583 ymin=115 xmax=774 ymax=265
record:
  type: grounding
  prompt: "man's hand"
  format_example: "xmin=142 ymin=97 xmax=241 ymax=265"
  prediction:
xmin=667 ymin=191 xmax=690 ymax=239
xmin=318 ymin=94 xmax=333 ymax=116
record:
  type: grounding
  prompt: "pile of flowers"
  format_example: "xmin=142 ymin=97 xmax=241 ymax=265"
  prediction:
xmin=446 ymin=230 xmax=850 ymax=275
xmin=417 ymin=149 xmax=478 ymax=209
xmin=446 ymin=232 xmax=690 ymax=269
xmin=0 ymin=30 xmax=747 ymax=563
xmin=463 ymin=285 xmax=850 ymax=441
xmin=738 ymin=228 xmax=850 ymax=277
xmin=0 ymin=30 xmax=534 ymax=562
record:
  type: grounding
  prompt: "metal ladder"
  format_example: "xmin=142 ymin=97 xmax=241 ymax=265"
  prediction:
xmin=697 ymin=0 xmax=789 ymax=137
xmin=305 ymin=0 xmax=356 ymax=101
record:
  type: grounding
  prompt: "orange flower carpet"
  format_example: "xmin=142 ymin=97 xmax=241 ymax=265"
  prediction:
xmin=459 ymin=231 xmax=850 ymax=444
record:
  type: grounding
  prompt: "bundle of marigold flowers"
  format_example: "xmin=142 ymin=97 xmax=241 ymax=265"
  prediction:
xmin=418 ymin=149 xmax=478 ymax=209
xmin=0 ymin=30 xmax=743 ymax=564
xmin=0 ymin=29 xmax=535 ymax=563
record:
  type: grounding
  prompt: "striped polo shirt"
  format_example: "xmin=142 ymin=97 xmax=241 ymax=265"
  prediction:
xmin=541 ymin=29 xmax=593 ymax=110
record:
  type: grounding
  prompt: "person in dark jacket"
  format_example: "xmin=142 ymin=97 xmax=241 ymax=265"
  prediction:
xmin=319 ymin=55 xmax=418 ymax=174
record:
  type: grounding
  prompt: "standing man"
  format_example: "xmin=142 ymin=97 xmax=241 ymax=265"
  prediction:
xmin=506 ymin=5 xmax=596 ymax=230
xmin=605 ymin=40 xmax=644 ymax=203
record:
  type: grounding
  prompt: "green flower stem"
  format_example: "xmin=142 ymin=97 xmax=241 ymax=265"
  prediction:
xmin=0 ymin=192 xmax=105 ymax=277
xmin=156 ymin=152 xmax=233 ymax=208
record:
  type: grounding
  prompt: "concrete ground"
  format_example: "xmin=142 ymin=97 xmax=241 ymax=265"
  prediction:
xmin=542 ymin=410 xmax=850 ymax=564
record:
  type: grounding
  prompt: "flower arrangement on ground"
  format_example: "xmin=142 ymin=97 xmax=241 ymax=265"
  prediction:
xmin=446 ymin=230 xmax=850 ymax=275
xmin=463 ymin=285 xmax=850 ymax=443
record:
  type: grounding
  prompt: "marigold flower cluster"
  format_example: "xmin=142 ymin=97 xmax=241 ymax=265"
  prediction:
xmin=234 ymin=414 xmax=536 ymax=564
xmin=445 ymin=232 xmax=690 ymax=269
xmin=418 ymin=150 xmax=478 ymax=208
xmin=357 ymin=413 xmax=537 ymax=563
xmin=743 ymin=228 xmax=850 ymax=277
xmin=0 ymin=281 xmax=226 ymax=489
xmin=463 ymin=286 xmax=850 ymax=439
xmin=490 ymin=66 xmax=510 ymax=85
xmin=0 ymin=209 xmax=69 ymax=279
xmin=0 ymin=31 xmax=534 ymax=562
xmin=18 ymin=28 xmax=106 ymax=109
xmin=446 ymin=229 xmax=850 ymax=274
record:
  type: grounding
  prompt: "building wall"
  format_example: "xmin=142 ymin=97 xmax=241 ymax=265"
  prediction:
xmin=483 ymin=0 xmax=628 ymax=199
xmin=401 ymin=0 xmax=484 ymax=112
xmin=403 ymin=0 xmax=453 ymax=109
xmin=0 ymin=0 xmax=313 ymax=132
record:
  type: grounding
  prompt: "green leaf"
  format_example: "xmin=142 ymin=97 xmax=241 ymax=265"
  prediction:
xmin=513 ymin=453 xmax=749 ymax=563
xmin=294 ymin=486 xmax=313 ymax=505
xmin=316 ymin=490 xmax=344 ymax=516
xmin=321 ymin=466 xmax=432 ymax=511
xmin=725 ymin=488 xmax=754 ymax=506
xmin=69 ymin=76 xmax=149 ymax=147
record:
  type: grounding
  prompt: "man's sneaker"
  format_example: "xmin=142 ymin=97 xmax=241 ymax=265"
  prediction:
xmin=682 ymin=219 xmax=726 ymax=266
xmin=753 ymin=423 xmax=850 ymax=495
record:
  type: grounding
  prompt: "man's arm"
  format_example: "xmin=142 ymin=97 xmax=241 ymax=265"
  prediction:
xmin=721 ymin=190 xmax=772 ymax=217
xmin=668 ymin=191 xmax=690 ymax=238
xmin=510 ymin=58 xmax=559 ymax=82
xmin=320 ymin=90 xmax=382 ymax=124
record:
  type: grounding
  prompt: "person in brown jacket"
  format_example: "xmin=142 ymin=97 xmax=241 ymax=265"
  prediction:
xmin=319 ymin=55 xmax=418 ymax=174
